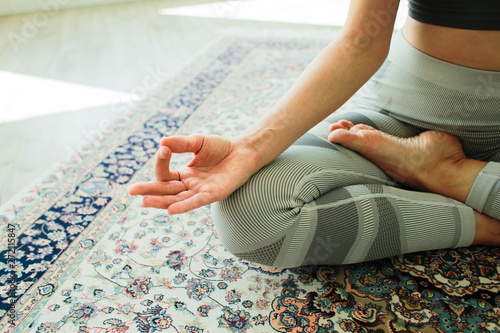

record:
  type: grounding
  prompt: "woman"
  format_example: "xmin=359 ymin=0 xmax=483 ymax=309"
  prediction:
xmin=129 ymin=0 xmax=500 ymax=268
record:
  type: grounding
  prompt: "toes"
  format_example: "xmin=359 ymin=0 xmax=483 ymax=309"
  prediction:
xmin=329 ymin=120 xmax=354 ymax=132
xmin=328 ymin=123 xmax=343 ymax=132
xmin=327 ymin=128 xmax=366 ymax=152
xmin=329 ymin=123 xmax=341 ymax=131
xmin=329 ymin=121 xmax=376 ymax=133
xmin=338 ymin=120 xmax=353 ymax=128
xmin=327 ymin=121 xmax=380 ymax=155
xmin=350 ymin=123 xmax=376 ymax=132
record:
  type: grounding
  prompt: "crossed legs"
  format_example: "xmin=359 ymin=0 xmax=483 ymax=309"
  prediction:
xmin=212 ymin=111 xmax=497 ymax=268
xmin=328 ymin=119 xmax=500 ymax=246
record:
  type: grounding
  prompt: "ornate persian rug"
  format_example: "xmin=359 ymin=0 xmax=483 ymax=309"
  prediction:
xmin=1 ymin=31 xmax=499 ymax=333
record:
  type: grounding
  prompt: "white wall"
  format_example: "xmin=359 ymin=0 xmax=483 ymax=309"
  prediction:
xmin=0 ymin=0 xmax=143 ymax=16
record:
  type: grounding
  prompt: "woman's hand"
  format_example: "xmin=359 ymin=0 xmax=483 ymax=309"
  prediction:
xmin=128 ymin=135 xmax=259 ymax=214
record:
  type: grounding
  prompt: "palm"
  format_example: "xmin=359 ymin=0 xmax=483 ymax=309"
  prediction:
xmin=129 ymin=135 xmax=256 ymax=214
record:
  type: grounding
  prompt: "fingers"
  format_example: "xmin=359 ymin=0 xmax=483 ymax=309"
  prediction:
xmin=130 ymin=181 xmax=206 ymax=214
xmin=131 ymin=135 xmax=228 ymax=214
xmin=141 ymin=190 xmax=206 ymax=214
xmin=155 ymin=146 xmax=179 ymax=182
xmin=167 ymin=193 xmax=212 ymax=215
xmin=160 ymin=135 xmax=205 ymax=154
xmin=138 ymin=186 xmax=213 ymax=215
xmin=128 ymin=181 xmax=186 ymax=196
xmin=142 ymin=194 xmax=187 ymax=210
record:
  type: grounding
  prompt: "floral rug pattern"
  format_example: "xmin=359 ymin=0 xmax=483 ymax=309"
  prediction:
xmin=1 ymin=33 xmax=499 ymax=333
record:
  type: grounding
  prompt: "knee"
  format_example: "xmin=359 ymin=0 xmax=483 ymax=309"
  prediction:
xmin=210 ymin=145 xmax=348 ymax=267
xmin=211 ymin=153 xmax=314 ymax=267
xmin=211 ymin=187 xmax=293 ymax=268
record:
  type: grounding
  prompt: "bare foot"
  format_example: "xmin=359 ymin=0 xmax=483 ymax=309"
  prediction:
xmin=327 ymin=121 xmax=484 ymax=201
xmin=328 ymin=120 xmax=499 ymax=246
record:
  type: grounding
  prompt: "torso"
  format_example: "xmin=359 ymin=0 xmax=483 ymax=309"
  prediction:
xmin=403 ymin=16 xmax=500 ymax=72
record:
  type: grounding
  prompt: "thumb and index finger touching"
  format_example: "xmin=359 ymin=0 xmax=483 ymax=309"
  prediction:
xmin=155 ymin=146 xmax=177 ymax=182
xmin=160 ymin=135 xmax=205 ymax=155
xmin=156 ymin=135 xmax=207 ymax=181
xmin=129 ymin=135 xmax=205 ymax=195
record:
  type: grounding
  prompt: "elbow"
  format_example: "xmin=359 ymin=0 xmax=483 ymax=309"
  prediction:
xmin=339 ymin=28 xmax=392 ymax=66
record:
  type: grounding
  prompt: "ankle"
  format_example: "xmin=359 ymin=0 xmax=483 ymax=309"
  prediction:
xmin=473 ymin=211 xmax=500 ymax=246
xmin=420 ymin=157 xmax=486 ymax=203
xmin=409 ymin=157 xmax=450 ymax=195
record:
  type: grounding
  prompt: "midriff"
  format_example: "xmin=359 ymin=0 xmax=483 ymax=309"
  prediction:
xmin=403 ymin=16 xmax=500 ymax=72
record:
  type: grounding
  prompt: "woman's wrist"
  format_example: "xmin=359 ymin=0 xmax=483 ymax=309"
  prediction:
xmin=234 ymin=128 xmax=284 ymax=171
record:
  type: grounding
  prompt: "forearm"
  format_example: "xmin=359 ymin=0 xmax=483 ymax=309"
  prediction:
xmin=237 ymin=34 xmax=389 ymax=170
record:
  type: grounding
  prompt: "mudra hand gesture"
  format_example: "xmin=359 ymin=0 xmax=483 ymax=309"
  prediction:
xmin=129 ymin=135 xmax=257 ymax=214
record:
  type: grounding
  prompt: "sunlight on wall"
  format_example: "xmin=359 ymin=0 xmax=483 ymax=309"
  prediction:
xmin=159 ymin=0 xmax=408 ymax=29
xmin=0 ymin=71 xmax=134 ymax=123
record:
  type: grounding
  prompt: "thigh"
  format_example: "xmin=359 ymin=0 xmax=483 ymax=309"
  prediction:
xmin=213 ymin=140 xmax=474 ymax=267
xmin=301 ymin=182 xmax=474 ymax=266
xmin=212 ymin=138 xmax=399 ymax=267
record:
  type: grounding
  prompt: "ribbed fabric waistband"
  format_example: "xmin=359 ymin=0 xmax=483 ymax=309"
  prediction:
xmin=388 ymin=31 xmax=500 ymax=97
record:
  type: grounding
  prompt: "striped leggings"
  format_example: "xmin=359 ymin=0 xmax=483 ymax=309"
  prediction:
xmin=211 ymin=32 xmax=500 ymax=268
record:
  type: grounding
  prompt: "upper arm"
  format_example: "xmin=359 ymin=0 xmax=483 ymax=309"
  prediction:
xmin=341 ymin=0 xmax=400 ymax=58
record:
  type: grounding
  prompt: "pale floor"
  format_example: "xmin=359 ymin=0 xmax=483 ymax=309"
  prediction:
xmin=0 ymin=0 xmax=408 ymax=206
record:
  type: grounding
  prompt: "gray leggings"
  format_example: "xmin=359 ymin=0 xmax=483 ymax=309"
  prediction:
xmin=211 ymin=32 xmax=500 ymax=268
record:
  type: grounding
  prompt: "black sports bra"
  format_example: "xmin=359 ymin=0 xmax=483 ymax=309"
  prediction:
xmin=408 ymin=0 xmax=500 ymax=30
